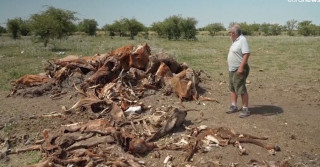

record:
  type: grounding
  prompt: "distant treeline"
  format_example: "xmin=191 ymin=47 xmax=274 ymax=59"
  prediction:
xmin=1 ymin=7 xmax=319 ymax=46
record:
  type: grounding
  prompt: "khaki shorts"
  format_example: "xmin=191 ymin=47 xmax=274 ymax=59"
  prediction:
xmin=229 ymin=64 xmax=250 ymax=95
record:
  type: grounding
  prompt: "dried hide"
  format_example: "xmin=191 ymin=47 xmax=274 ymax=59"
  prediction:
xmin=128 ymin=138 xmax=156 ymax=154
xmin=9 ymin=74 xmax=51 ymax=97
xmin=166 ymin=68 xmax=199 ymax=101
xmin=81 ymin=56 xmax=121 ymax=90
xmin=145 ymin=55 xmax=161 ymax=74
xmin=156 ymin=62 xmax=173 ymax=78
xmin=52 ymin=55 xmax=81 ymax=67
xmin=147 ymin=108 xmax=187 ymax=142
xmin=155 ymin=52 xmax=185 ymax=74
xmin=110 ymin=44 xmax=134 ymax=70
xmin=129 ymin=43 xmax=151 ymax=70
xmin=82 ymin=53 xmax=109 ymax=68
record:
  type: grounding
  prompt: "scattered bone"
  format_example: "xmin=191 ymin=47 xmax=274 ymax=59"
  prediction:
xmin=9 ymin=144 xmax=42 ymax=154
xmin=62 ymin=94 xmax=110 ymax=114
xmin=196 ymin=126 xmax=280 ymax=153
xmin=41 ymin=112 xmax=63 ymax=118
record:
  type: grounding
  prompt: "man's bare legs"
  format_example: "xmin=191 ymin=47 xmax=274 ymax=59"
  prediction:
xmin=231 ymin=91 xmax=238 ymax=106
xmin=230 ymin=91 xmax=249 ymax=108
xmin=241 ymin=92 xmax=248 ymax=108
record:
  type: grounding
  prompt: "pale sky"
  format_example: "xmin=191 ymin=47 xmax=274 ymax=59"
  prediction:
xmin=0 ymin=0 xmax=319 ymax=28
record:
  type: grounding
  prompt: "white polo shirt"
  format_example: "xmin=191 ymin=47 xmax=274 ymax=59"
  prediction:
xmin=227 ymin=35 xmax=250 ymax=71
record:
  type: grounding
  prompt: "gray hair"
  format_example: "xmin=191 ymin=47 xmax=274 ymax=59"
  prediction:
xmin=230 ymin=24 xmax=242 ymax=36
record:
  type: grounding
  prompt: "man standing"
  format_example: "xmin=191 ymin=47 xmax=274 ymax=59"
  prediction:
xmin=226 ymin=24 xmax=251 ymax=118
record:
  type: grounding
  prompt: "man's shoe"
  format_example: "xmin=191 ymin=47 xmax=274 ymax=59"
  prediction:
xmin=226 ymin=105 xmax=238 ymax=114
xmin=239 ymin=108 xmax=250 ymax=118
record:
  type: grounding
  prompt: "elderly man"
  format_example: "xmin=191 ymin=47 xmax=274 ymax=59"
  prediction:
xmin=226 ymin=24 xmax=251 ymax=118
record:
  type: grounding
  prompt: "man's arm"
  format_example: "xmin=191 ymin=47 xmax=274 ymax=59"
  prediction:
xmin=237 ymin=53 xmax=250 ymax=75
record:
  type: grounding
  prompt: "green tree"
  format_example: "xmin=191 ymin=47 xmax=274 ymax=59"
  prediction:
xmin=7 ymin=18 xmax=21 ymax=39
xmin=260 ymin=23 xmax=271 ymax=36
xmin=250 ymin=23 xmax=260 ymax=32
xmin=0 ymin=25 xmax=6 ymax=35
xmin=20 ymin=19 xmax=31 ymax=36
xmin=30 ymin=7 xmax=77 ymax=46
xmin=104 ymin=18 xmax=145 ymax=39
xmin=297 ymin=20 xmax=317 ymax=36
xmin=78 ymin=19 xmax=98 ymax=36
xmin=238 ymin=22 xmax=252 ymax=35
xmin=161 ymin=15 xmax=183 ymax=40
xmin=102 ymin=24 xmax=115 ymax=36
xmin=269 ymin=24 xmax=282 ymax=36
xmin=104 ymin=20 xmax=127 ymax=37
xmin=204 ymin=23 xmax=225 ymax=36
xmin=285 ymin=19 xmax=298 ymax=36
xmin=122 ymin=18 xmax=145 ymax=40
xmin=180 ymin=17 xmax=197 ymax=40
xmin=150 ymin=21 xmax=166 ymax=37
xmin=313 ymin=25 xmax=320 ymax=36
xmin=151 ymin=15 xmax=198 ymax=40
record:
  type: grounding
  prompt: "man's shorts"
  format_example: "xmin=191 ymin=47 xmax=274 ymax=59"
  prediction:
xmin=229 ymin=64 xmax=250 ymax=95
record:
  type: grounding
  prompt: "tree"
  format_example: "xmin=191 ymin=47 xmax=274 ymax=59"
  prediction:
xmin=250 ymin=23 xmax=260 ymax=32
xmin=7 ymin=18 xmax=21 ymax=39
xmin=260 ymin=23 xmax=271 ymax=36
xmin=104 ymin=20 xmax=127 ymax=37
xmin=104 ymin=18 xmax=145 ymax=39
xmin=180 ymin=17 xmax=197 ymax=40
xmin=0 ymin=25 xmax=6 ymax=35
xmin=150 ymin=21 xmax=166 ymax=37
xmin=20 ymin=19 xmax=31 ymax=36
xmin=285 ymin=19 xmax=298 ymax=36
xmin=30 ymin=7 xmax=77 ymax=46
xmin=298 ymin=20 xmax=315 ymax=36
xmin=102 ymin=24 xmax=115 ymax=36
xmin=151 ymin=15 xmax=199 ymax=40
xmin=238 ymin=22 xmax=252 ymax=35
xmin=204 ymin=23 xmax=225 ymax=36
xmin=78 ymin=19 xmax=98 ymax=36
xmin=269 ymin=24 xmax=282 ymax=36
xmin=122 ymin=18 xmax=145 ymax=40
xmin=164 ymin=15 xmax=182 ymax=40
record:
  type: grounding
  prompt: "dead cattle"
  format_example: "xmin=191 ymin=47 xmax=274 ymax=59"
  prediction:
xmin=129 ymin=43 xmax=151 ymax=70
xmin=166 ymin=68 xmax=199 ymax=101
xmin=9 ymin=74 xmax=51 ymax=96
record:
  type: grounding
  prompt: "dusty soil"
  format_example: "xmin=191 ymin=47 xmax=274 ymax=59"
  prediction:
xmin=1 ymin=69 xmax=320 ymax=167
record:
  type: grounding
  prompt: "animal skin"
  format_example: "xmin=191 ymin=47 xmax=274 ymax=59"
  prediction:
xmin=130 ymin=43 xmax=151 ymax=70
xmin=147 ymin=108 xmax=187 ymax=142
xmin=128 ymin=138 xmax=156 ymax=154
xmin=9 ymin=74 xmax=51 ymax=96
xmin=167 ymin=68 xmax=199 ymax=101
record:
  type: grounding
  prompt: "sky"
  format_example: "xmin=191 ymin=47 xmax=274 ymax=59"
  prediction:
xmin=0 ymin=0 xmax=319 ymax=28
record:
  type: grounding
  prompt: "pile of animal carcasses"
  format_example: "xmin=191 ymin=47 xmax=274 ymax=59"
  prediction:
xmin=5 ymin=43 xmax=282 ymax=166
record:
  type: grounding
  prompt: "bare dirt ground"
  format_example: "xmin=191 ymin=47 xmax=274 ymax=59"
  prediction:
xmin=0 ymin=68 xmax=320 ymax=167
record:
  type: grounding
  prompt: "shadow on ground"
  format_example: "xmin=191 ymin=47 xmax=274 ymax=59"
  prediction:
xmin=250 ymin=105 xmax=283 ymax=116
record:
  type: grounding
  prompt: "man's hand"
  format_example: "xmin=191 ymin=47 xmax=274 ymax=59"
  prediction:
xmin=237 ymin=68 xmax=243 ymax=76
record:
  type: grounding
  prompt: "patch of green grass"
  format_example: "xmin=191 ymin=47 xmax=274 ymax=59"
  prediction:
xmin=3 ymin=124 xmax=13 ymax=133
xmin=25 ymin=151 xmax=41 ymax=165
